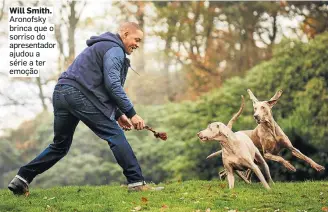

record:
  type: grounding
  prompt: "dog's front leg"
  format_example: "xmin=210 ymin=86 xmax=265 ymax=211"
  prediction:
xmin=225 ymin=166 xmax=235 ymax=189
xmin=264 ymin=152 xmax=296 ymax=172
xmin=255 ymin=151 xmax=274 ymax=184
xmin=249 ymin=162 xmax=271 ymax=190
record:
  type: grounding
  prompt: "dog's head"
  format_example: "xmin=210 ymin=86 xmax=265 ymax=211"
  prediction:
xmin=247 ymin=89 xmax=283 ymax=124
xmin=197 ymin=122 xmax=233 ymax=143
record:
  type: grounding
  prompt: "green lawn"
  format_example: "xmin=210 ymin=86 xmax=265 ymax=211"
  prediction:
xmin=0 ymin=180 xmax=327 ymax=212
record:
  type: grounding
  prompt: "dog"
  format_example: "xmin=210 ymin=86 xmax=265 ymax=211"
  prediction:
xmin=241 ymin=89 xmax=325 ymax=173
xmin=198 ymin=96 xmax=273 ymax=190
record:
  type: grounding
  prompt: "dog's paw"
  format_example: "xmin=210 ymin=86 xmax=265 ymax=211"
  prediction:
xmin=285 ymin=162 xmax=296 ymax=172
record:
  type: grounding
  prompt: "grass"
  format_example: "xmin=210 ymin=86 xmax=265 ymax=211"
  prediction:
xmin=0 ymin=180 xmax=328 ymax=212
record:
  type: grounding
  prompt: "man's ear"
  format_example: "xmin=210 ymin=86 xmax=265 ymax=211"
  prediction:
xmin=123 ymin=31 xmax=129 ymax=38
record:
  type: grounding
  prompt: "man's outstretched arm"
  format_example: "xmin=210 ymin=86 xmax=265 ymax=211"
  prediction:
xmin=103 ymin=47 xmax=136 ymax=118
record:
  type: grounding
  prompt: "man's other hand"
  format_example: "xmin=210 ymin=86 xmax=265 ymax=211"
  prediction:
xmin=130 ymin=114 xmax=145 ymax=130
xmin=118 ymin=115 xmax=133 ymax=131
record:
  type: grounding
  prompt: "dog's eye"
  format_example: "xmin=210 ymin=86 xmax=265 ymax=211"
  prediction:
xmin=261 ymin=106 xmax=265 ymax=109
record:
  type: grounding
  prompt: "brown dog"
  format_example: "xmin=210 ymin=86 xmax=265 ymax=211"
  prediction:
xmin=241 ymin=89 xmax=325 ymax=173
xmin=198 ymin=96 xmax=273 ymax=189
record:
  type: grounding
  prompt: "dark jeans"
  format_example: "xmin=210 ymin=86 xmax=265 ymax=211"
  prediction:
xmin=18 ymin=84 xmax=144 ymax=184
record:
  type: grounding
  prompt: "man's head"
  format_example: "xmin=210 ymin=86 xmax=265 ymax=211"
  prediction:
xmin=118 ymin=22 xmax=143 ymax=55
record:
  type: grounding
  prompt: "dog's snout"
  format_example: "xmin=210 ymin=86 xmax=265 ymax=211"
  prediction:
xmin=254 ymin=114 xmax=260 ymax=120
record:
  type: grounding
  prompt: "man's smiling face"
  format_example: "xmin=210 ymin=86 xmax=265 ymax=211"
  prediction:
xmin=122 ymin=29 xmax=143 ymax=55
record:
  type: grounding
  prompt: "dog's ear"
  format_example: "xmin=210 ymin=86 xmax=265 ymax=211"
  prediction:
xmin=267 ymin=89 xmax=283 ymax=108
xmin=247 ymin=89 xmax=258 ymax=104
xmin=218 ymin=123 xmax=231 ymax=139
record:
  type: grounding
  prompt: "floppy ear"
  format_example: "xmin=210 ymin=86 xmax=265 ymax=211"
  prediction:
xmin=267 ymin=89 xmax=283 ymax=108
xmin=247 ymin=89 xmax=258 ymax=104
xmin=218 ymin=124 xmax=232 ymax=139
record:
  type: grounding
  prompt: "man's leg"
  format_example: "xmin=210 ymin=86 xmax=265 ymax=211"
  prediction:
xmin=61 ymin=86 xmax=144 ymax=186
xmin=9 ymin=85 xmax=79 ymax=194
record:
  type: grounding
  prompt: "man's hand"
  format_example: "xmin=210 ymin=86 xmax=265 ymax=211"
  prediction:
xmin=130 ymin=114 xmax=145 ymax=130
xmin=118 ymin=115 xmax=133 ymax=131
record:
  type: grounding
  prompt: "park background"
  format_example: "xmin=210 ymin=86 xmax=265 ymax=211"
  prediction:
xmin=0 ymin=1 xmax=327 ymax=189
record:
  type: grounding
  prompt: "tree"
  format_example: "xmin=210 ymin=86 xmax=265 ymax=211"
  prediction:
xmin=55 ymin=0 xmax=86 ymax=70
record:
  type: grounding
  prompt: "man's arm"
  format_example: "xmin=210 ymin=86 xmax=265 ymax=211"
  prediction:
xmin=103 ymin=47 xmax=136 ymax=118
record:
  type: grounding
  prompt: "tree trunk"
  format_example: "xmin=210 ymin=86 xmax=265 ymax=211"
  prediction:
xmin=36 ymin=77 xmax=47 ymax=111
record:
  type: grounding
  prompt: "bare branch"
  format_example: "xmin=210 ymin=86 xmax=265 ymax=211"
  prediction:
xmin=0 ymin=91 xmax=27 ymax=106
xmin=0 ymin=0 xmax=5 ymax=21
xmin=76 ymin=1 xmax=86 ymax=21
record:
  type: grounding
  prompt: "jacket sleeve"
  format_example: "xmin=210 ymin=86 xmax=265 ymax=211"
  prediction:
xmin=103 ymin=47 xmax=136 ymax=118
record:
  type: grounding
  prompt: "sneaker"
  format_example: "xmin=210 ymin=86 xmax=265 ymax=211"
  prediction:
xmin=128 ymin=184 xmax=164 ymax=192
xmin=8 ymin=175 xmax=29 ymax=196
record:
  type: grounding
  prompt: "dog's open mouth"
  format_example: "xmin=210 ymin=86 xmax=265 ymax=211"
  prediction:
xmin=255 ymin=118 xmax=263 ymax=124
xmin=198 ymin=136 xmax=211 ymax=142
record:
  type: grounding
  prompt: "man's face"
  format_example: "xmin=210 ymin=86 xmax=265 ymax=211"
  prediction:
xmin=122 ymin=29 xmax=143 ymax=55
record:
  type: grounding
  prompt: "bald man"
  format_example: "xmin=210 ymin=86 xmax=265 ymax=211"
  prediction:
xmin=8 ymin=22 xmax=153 ymax=194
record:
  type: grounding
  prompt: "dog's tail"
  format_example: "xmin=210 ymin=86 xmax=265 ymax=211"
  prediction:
xmin=206 ymin=150 xmax=222 ymax=159
xmin=227 ymin=95 xmax=245 ymax=129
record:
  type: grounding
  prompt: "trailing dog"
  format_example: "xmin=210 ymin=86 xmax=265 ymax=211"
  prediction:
xmin=212 ymin=89 xmax=325 ymax=182
xmin=197 ymin=96 xmax=273 ymax=190
xmin=242 ymin=89 xmax=325 ymax=173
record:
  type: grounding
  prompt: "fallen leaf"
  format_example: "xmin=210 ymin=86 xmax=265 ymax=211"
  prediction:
xmin=134 ymin=206 xmax=142 ymax=211
xmin=160 ymin=204 xmax=168 ymax=212
xmin=322 ymin=206 xmax=328 ymax=212
xmin=141 ymin=197 xmax=148 ymax=204
xmin=162 ymin=204 xmax=168 ymax=208
xmin=206 ymin=208 xmax=211 ymax=212
xmin=48 ymin=197 xmax=56 ymax=200
xmin=43 ymin=196 xmax=48 ymax=200
xmin=220 ymin=184 xmax=227 ymax=189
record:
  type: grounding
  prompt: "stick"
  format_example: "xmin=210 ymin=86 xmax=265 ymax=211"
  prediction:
xmin=144 ymin=125 xmax=167 ymax=141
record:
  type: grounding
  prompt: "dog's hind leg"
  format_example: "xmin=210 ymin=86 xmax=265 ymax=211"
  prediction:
xmin=255 ymin=151 xmax=274 ymax=184
xmin=287 ymin=146 xmax=325 ymax=172
xmin=245 ymin=169 xmax=253 ymax=182
xmin=219 ymin=169 xmax=227 ymax=180
xmin=220 ymin=169 xmax=250 ymax=183
xmin=236 ymin=171 xmax=250 ymax=184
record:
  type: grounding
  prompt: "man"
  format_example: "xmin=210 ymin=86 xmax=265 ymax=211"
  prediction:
xmin=8 ymin=22 xmax=156 ymax=195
